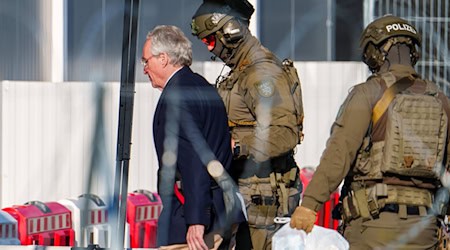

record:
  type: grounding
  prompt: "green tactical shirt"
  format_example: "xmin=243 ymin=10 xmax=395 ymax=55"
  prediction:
xmin=301 ymin=64 xmax=449 ymax=212
xmin=217 ymin=35 xmax=300 ymax=163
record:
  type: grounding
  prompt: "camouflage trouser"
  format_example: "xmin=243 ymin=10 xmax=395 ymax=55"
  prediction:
xmin=238 ymin=170 xmax=301 ymax=250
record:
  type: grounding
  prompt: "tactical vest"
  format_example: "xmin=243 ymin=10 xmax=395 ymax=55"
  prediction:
xmin=222 ymin=57 xmax=305 ymax=144
xmin=354 ymin=75 xmax=448 ymax=181
xmin=219 ymin=58 xmax=304 ymax=232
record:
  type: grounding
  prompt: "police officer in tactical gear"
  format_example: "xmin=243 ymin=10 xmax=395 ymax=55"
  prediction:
xmin=290 ymin=14 xmax=450 ymax=249
xmin=192 ymin=0 xmax=304 ymax=249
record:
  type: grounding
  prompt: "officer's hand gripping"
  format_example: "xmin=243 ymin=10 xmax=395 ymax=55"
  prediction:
xmin=289 ymin=205 xmax=317 ymax=233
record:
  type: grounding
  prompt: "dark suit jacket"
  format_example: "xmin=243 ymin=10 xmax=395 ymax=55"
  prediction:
xmin=153 ymin=66 xmax=245 ymax=246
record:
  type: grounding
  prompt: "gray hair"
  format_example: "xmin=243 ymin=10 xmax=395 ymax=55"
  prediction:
xmin=146 ymin=25 xmax=192 ymax=66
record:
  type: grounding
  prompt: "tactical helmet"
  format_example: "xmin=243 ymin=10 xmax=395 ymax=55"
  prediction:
xmin=191 ymin=0 xmax=254 ymax=40
xmin=191 ymin=1 xmax=254 ymax=62
xmin=360 ymin=14 xmax=421 ymax=72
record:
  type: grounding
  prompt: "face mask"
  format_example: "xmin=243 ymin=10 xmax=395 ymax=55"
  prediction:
xmin=201 ymin=34 xmax=216 ymax=51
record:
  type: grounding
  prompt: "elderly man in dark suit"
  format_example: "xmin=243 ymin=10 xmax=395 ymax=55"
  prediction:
xmin=142 ymin=25 xmax=245 ymax=250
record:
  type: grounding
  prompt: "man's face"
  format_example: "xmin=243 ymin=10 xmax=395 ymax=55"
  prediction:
xmin=142 ymin=39 xmax=164 ymax=90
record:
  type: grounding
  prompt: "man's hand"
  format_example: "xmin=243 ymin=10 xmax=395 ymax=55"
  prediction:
xmin=186 ymin=224 xmax=208 ymax=250
xmin=290 ymin=205 xmax=317 ymax=233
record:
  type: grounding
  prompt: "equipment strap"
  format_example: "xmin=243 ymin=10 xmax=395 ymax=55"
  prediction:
xmin=228 ymin=119 xmax=257 ymax=127
xmin=275 ymin=173 xmax=289 ymax=215
xmin=372 ymin=75 xmax=415 ymax=125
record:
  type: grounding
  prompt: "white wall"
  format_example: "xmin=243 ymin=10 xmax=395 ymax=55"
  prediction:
xmin=296 ymin=62 xmax=369 ymax=167
xmin=0 ymin=62 xmax=369 ymax=208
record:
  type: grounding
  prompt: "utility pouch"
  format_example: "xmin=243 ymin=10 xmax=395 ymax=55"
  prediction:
xmin=354 ymin=136 xmax=372 ymax=175
xmin=351 ymin=184 xmax=372 ymax=220
xmin=247 ymin=204 xmax=277 ymax=227
xmin=354 ymin=141 xmax=385 ymax=181
xmin=342 ymin=194 xmax=360 ymax=222
xmin=353 ymin=117 xmax=383 ymax=181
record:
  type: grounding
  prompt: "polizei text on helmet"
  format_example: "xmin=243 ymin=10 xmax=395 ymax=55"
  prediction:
xmin=385 ymin=23 xmax=417 ymax=34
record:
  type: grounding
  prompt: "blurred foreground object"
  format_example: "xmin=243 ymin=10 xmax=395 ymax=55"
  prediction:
xmin=272 ymin=223 xmax=349 ymax=250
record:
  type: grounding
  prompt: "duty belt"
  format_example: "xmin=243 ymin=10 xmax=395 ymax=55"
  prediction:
xmin=238 ymin=168 xmax=298 ymax=215
xmin=366 ymin=184 xmax=432 ymax=207
xmin=341 ymin=184 xmax=433 ymax=221
xmin=233 ymin=150 xmax=296 ymax=178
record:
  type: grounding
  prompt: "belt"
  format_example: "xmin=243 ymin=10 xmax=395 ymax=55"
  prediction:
xmin=380 ymin=204 xmax=430 ymax=215
xmin=341 ymin=184 xmax=433 ymax=221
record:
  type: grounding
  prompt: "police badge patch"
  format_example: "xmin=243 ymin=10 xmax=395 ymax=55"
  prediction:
xmin=256 ymin=80 xmax=275 ymax=97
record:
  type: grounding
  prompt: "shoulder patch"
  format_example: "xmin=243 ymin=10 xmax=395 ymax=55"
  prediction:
xmin=256 ymin=80 xmax=275 ymax=97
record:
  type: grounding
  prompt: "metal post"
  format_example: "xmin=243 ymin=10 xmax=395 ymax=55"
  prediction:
xmin=112 ymin=0 xmax=140 ymax=249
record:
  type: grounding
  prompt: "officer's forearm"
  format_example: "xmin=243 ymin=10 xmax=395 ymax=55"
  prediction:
xmin=300 ymin=195 xmax=322 ymax=212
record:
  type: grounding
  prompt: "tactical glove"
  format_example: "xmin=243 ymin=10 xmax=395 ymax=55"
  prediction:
xmin=289 ymin=205 xmax=317 ymax=233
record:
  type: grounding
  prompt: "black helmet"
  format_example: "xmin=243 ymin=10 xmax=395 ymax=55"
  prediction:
xmin=360 ymin=14 xmax=421 ymax=72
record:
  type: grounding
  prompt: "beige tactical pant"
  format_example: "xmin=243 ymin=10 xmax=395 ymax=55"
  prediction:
xmin=239 ymin=175 xmax=301 ymax=250
xmin=248 ymin=225 xmax=281 ymax=250
xmin=344 ymin=211 xmax=439 ymax=250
